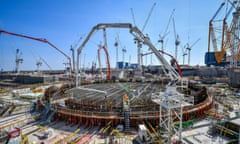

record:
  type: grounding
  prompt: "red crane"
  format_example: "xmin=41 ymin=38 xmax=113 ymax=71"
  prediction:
xmin=0 ymin=30 xmax=72 ymax=75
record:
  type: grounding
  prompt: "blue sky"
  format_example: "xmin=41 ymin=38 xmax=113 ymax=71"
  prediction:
xmin=0 ymin=0 xmax=222 ymax=71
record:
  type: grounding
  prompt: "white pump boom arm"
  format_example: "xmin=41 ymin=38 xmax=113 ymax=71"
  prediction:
xmin=76 ymin=23 xmax=181 ymax=86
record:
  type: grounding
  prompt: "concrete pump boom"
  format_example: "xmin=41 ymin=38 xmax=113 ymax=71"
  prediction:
xmin=0 ymin=30 xmax=72 ymax=75
xmin=97 ymin=45 xmax=111 ymax=80
xmin=142 ymin=49 xmax=183 ymax=77
xmin=76 ymin=23 xmax=181 ymax=87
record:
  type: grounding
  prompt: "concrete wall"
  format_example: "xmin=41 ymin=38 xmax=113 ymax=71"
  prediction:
xmin=228 ymin=69 xmax=240 ymax=88
xmin=0 ymin=74 xmax=58 ymax=84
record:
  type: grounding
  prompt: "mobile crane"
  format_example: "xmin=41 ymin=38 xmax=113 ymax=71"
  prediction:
xmin=205 ymin=1 xmax=238 ymax=66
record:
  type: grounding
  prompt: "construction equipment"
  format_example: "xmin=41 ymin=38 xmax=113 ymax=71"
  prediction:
xmin=70 ymin=34 xmax=84 ymax=73
xmin=141 ymin=49 xmax=183 ymax=77
xmin=15 ymin=49 xmax=23 ymax=73
xmin=182 ymin=47 xmax=187 ymax=65
xmin=185 ymin=38 xmax=201 ymax=65
xmin=114 ymin=36 xmax=119 ymax=69
xmin=76 ymin=23 xmax=190 ymax=143
xmin=138 ymin=124 xmax=151 ymax=142
xmin=172 ymin=17 xmax=180 ymax=60
xmin=0 ymin=30 xmax=72 ymax=75
xmin=97 ymin=45 xmax=111 ymax=80
xmin=130 ymin=3 xmax=156 ymax=71
xmin=158 ymin=9 xmax=175 ymax=52
xmin=205 ymin=2 xmax=227 ymax=66
xmin=6 ymin=128 xmax=22 ymax=144
xmin=205 ymin=1 xmax=239 ymax=66
xmin=157 ymin=9 xmax=180 ymax=61
xmin=40 ymin=57 xmax=52 ymax=70
xmin=230 ymin=0 xmax=240 ymax=68
xmin=122 ymin=46 xmax=126 ymax=69
xmin=76 ymin=22 xmax=183 ymax=85
xmin=142 ymin=2 xmax=156 ymax=32
xmin=130 ymin=8 xmax=136 ymax=27
xmin=76 ymin=23 xmax=189 ymax=144
xmin=0 ymin=128 xmax=29 ymax=144
xmin=36 ymin=60 xmax=42 ymax=73
xmin=130 ymin=8 xmax=142 ymax=69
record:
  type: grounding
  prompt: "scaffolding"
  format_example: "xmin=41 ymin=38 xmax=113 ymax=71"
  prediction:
xmin=36 ymin=82 xmax=214 ymax=142
xmin=152 ymin=87 xmax=193 ymax=144
xmin=231 ymin=7 xmax=240 ymax=68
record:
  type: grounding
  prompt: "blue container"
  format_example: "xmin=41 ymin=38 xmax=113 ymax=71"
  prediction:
xmin=117 ymin=62 xmax=124 ymax=69
xmin=130 ymin=63 xmax=139 ymax=69
xmin=205 ymin=52 xmax=227 ymax=66
xmin=125 ymin=62 xmax=129 ymax=68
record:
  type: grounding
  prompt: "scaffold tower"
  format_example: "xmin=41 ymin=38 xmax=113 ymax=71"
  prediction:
xmin=152 ymin=86 xmax=193 ymax=144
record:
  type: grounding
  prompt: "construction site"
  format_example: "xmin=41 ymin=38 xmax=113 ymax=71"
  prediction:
xmin=1 ymin=1 xmax=240 ymax=144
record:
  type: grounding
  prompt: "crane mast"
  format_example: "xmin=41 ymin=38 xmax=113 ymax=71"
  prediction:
xmin=36 ymin=60 xmax=42 ymax=73
xmin=70 ymin=34 xmax=84 ymax=74
xmin=70 ymin=46 xmax=75 ymax=73
xmin=186 ymin=38 xmax=201 ymax=65
xmin=131 ymin=3 xmax=156 ymax=71
xmin=172 ymin=17 xmax=180 ymax=60
xmin=130 ymin=8 xmax=136 ymax=26
xmin=122 ymin=46 xmax=126 ymax=69
xmin=142 ymin=2 xmax=156 ymax=32
xmin=15 ymin=49 xmax=23 ymax=74
xmin=114 ymin=37 xmax=119 ymax=69
xmin=158 ymin=9 xmax=175 ymax=52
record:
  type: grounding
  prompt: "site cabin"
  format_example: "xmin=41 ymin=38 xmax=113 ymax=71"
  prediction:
xmin=138 ymin=124 xmax=150 ymax=142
